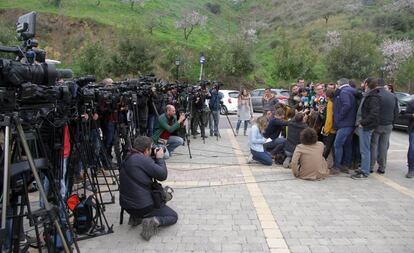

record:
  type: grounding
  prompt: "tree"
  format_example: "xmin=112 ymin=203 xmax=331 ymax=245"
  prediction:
xmin=325 ymin=32 xmax=382 ymax=80
xmin=396 ymin=55 xmax=414 ymax=92
xmin=175 ymin=10 xmax=207 ymax=41
xmin=381 ymin=39 xmax=413 ymax=81
xmin=272 ymin=40 xmax=319 ymax=82
xmin=75 ymin=42 xmax=110 ymax=79
xmin=145 ymin=15 xmax=164 ymax=35
xmin=110 ymin=31 xmax=156 ymax=77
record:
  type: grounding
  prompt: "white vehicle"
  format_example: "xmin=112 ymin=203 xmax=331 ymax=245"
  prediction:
xmin=219 ymin=90 xmax=239 ymax=115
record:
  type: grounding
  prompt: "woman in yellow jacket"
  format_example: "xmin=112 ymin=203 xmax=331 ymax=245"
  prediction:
xmin=322 ymin=89 xmax=336 ymax=159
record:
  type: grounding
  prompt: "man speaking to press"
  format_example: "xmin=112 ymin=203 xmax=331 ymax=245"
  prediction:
xmin=119 ymin=136 xmax=178 ymax=241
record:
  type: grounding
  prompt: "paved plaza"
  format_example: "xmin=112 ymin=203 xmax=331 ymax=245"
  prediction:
xmin=79 ymin=120 xmax=414 ymax=253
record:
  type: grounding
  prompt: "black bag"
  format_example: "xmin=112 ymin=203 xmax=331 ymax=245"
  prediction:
xmin=151 ymin=180 xmax=167 ymax=209
xmin=73 ymin=195 xmax=95 ymax=234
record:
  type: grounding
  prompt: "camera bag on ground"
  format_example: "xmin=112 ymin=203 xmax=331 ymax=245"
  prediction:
xmin=67 ymin=194 xmax=95 ymax=234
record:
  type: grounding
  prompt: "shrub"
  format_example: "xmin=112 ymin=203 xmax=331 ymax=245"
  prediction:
xmin=205 ymin=3 xmax=221 ymax=15
xmin=325 ymin=32 xmax=382 ymax=80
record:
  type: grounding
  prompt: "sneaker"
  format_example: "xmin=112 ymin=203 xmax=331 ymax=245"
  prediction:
xmin=128 ymin=216 xmax=142 ymax=226
xmin=243 ymin=130 xmax=247 ymax=136
xmin=192 ymin=135 xmax=197 ymax=139
xmin=201 ymin=135 xmax=208 ymax=139
xmin=376 ymin=169 xmax=385 ymax=174
xmin=140 ymin=217 xmax=160 ymax=241
xmin=406 ymin=171 xmax=414 ymax=178
xmin=210 ymin=132 xmax=213 ymax=137
xmin=340 ymin=166 xmax=350 ymax=174
xmin=330 ymin=168 xmax=340 ymax=175
xmin=247 ymin=154 xmax=254 ymax=163
xmin=282 ymin=157 xmax=291 ymax=168
xmin=351 ymin=171 xmax=368 ymax=179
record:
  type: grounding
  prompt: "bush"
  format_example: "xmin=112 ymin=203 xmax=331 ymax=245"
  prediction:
xmin=205 ymin=3 xmax=221 ymax=15
xmin=395 ymin=55 xmax=414 ymax=92
xmin=325 ymin=32 xmax=382 ymax=80
xmin=109 ymin=30 xmax=156 ymax=77
xmin=75 ymin=41 xmax=110 ymax=79
xmin=272 ymin=40 xmax=320 ymax=82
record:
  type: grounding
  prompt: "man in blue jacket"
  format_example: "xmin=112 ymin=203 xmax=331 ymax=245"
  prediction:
xmin=209 ymin=83 xmax=224 ymax=136
xmin=120 ymin=136 xmax=178 ymax=241
xmin=332 ymin=78 xmax=357 ymax=174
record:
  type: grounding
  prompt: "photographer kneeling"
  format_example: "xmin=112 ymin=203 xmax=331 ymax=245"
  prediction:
xmin=120 ymin=136 xmax=178 ymax=241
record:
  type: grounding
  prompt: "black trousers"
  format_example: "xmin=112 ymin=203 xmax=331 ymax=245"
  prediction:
xmin=126 ymin=204 xmax=178 ymax=226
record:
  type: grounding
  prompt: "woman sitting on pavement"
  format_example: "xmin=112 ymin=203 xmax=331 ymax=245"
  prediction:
xmin=248 ymin=116 xmax=273 ymax=166
xmin=290 ymin=128 xmax=329 ymax=180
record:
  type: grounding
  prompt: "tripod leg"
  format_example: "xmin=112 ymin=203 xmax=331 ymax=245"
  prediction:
xmin=225 ymin=112 xmax=236 ymax=137
xmin=1 ymin=125 xmax=10 ymax=250
xmin=16 ymin=124 xmax=72 ymax=253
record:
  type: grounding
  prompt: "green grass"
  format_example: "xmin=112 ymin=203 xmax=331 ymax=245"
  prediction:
xmin=1 ymin=0 xmax=411 ymax=85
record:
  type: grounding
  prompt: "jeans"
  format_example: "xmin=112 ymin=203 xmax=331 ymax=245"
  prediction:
xmin=209 ymin=110 xmax=220 ymax=135
xmin=334 ymin=127 xmax=354 ymax=168
xmin=358 ymin=128 xmax=373 ymax=176
xmin=408 ymin=132 xmax=414 ymax=172
xmin=147 ymin=114 xmax=157 ymax=137
xmin=250 ymin=149 xmax=273 ymax=166
xmin=104 ymin=121 xmax=116 ymax=156
xmin=370 ymin=124 xmax=393 ymax=171
xmin=236 ymin=120 xmax=249 ymax=132
xmin=164 ymin=136 xmax=184 ymax=158
xmin=41 ymin=157 xmax=69 ymax=207
xmin=263 ymin=138 xmax=286 ymax=155
xmin=128 ymin=204 xmax=178 ymax=226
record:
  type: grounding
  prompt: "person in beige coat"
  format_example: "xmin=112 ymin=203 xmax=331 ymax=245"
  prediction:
xmin=290 ymin=128 xmax=330 ymax=180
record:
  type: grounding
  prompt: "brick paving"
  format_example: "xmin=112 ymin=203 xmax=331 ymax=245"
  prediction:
xmin=78 ymin=127 xmax=414 ymax=253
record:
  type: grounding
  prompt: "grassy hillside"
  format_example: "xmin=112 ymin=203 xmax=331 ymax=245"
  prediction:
xmin=1 ymin=0 xmax=413 ymax=87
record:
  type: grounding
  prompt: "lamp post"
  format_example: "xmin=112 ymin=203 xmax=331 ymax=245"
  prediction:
xmin=380 ymin=65 xmax=386 ymax=79
xmin=175 ymin=57 xmax=180 ymax=80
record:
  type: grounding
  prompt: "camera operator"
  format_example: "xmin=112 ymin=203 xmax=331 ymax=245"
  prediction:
xmin=152 ymin=105 xmax=186 ymax=158
xmin=208 ymin=83 xmax=224 ymax=136
xmin=191 ymin=86 xmax=209 ymax=139
xmin=148 ymin=87 xmax=165 ymax=137
xmin=99 ymin=78 xmax=118 ymax=159
xmin=120 ymin=136 xmax=178 ymax=241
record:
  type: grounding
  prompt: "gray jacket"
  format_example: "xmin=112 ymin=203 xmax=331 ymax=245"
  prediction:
xmin=119 ymin=152 xmax=167 ymax=211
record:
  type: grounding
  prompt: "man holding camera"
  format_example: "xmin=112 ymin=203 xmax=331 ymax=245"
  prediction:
xmin=152 ymin=105 xmax=185 ymax=158
xmin=120 ymin=136 xmax=178 ymax=241
xmin=208 ymin=83 xmax=224 ymax=136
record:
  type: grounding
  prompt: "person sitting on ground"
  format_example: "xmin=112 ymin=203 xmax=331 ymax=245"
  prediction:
xmin=263 ymin=108 xmax=288 ymax=155
xmin=152 ymin=105 xmax=186 ymax=159
xmin=120 ymin=136 xmax=178 ymax=241
xmin=248 ymin=116 xmax=273 ymax=166
xmin=282 ymin=112 xmax=308 ymax=168
xmin=291 ymin=128 xmax=329 ymax=180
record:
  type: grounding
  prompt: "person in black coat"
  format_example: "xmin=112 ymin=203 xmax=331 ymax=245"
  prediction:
xmin=351 ymin=78 xmax=380 ymax=179
xmin=120 ymin=136 xmax=177 ymax=241
xmin=370 ymin=78 xmax=399 ymax=174
xmin=401 ymin=98 xmax=414 ymax=178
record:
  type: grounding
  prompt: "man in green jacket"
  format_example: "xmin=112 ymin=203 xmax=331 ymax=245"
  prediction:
xmin=152 ymin=105 xmax=186 ymax=158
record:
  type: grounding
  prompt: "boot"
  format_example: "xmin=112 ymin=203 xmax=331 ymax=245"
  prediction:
xmin=140 ymin=217 xmax=160 ymax=241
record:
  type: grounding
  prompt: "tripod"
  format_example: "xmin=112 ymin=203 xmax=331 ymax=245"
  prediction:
xmin=0 ymin=113 xmax=78 ymax=253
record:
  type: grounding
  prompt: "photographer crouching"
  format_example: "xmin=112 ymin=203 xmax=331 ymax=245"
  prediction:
xmin=152 ymin=104 xmax=186 ymax=159
xmin=120 ymin=136 xmax=178 ymax=241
